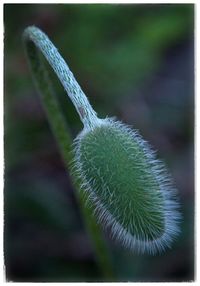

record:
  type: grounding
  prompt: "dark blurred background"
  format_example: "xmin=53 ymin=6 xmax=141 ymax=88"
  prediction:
xmin=4 ymin=3 xmax=194 ymax=282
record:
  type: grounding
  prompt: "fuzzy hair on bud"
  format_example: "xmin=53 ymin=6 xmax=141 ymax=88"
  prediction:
xmin=73 ymin=118 xmax=181 ymax=255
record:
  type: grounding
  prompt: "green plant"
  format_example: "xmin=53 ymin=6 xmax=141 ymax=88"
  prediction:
xmin=23 ymin=26 xmax=181 ymax=260
xmin=23 ymin=26 xmax=114 ymax=280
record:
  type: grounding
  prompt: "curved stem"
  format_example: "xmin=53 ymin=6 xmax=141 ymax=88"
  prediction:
xmin=22 ymin=26 xmax=114 ymax=280
xmin=23 ymin=26 xmax=100 ymax=130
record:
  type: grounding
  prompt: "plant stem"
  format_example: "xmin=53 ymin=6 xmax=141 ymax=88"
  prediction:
xmin=23 ymin=26 xmax=114 ymax=280
xmin=23 ymin=26 xmax=100 ymax=131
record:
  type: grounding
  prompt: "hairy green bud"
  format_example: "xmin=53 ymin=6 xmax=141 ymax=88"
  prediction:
xmin=73 ymin=118 xmax=181 ymax=254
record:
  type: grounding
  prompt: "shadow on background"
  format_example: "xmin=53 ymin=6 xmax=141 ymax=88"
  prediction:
xmin=4 ymin=3 xmax=194 ymax=282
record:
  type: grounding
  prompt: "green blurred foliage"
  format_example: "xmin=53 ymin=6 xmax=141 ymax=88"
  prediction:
xmin=4 ymin=4 xmax=194 ymax=282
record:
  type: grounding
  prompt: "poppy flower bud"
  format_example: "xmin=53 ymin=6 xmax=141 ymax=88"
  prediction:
xmin=73 ymin=118 xmax=181 ymax=254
